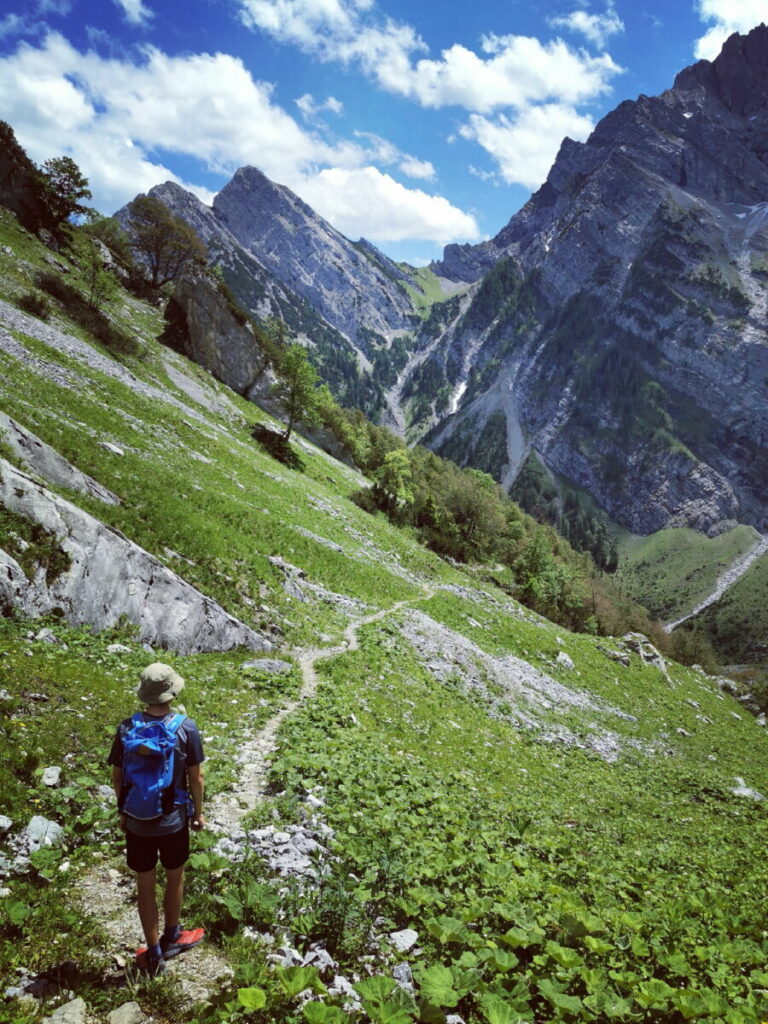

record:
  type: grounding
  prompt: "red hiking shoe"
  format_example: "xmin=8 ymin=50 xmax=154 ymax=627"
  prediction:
xmin=135 ymin=949 xmax=166 ymax=976
xmin=160 ymin=926 xmax=206 ymax=959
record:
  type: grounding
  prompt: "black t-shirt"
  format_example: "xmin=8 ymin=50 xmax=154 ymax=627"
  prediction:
xmin=108 ymin=711 xmax=205 ymax=836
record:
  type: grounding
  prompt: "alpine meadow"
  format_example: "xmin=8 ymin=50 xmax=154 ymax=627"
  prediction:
xmin=1 ymin=9 xmax=768 ymax=1024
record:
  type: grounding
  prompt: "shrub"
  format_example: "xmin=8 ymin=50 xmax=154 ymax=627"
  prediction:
xmin=17 ymin=291 xmax=53 ymax=321
xmin=36 ymin=270 xmax=142 ymax=358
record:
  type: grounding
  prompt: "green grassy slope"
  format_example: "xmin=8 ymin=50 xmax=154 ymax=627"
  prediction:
xmin=616 ymin=525 xmax=760 ymax=622
xmin=693 ymin=552 xmax=768 ymax=661
xmin=1 ymin=215 xmax=767 ymax=1024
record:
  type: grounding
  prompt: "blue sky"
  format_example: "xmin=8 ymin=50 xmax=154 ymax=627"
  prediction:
xmin=0 ymin=0 xmax=765 ymax=263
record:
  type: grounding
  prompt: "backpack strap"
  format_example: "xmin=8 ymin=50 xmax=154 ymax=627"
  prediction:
xmin=167 ymin=713 xmax=186 ymax=737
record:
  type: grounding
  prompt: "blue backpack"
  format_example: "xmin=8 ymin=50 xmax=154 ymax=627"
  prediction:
xmin=121 ymin=713 xmax=186 ymax=820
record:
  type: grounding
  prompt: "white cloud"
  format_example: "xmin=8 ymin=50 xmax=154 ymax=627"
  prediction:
xmin=112 ymin=0 xmax=153 ymax=26
xmin=0 ymin=33 xmax=477 ymax=246
xmin=238 ymin=0 xmax=621 ymax=113
xmin=694 ymin=0 xmax=768 ymax=58
xmin=295 ymin=92 xmax=344 ymax=118
xmin=397 ymin=35 xmax=620 ymax=112
xmin=0 ymin=14 xmax=26 ymax=38
xmin=298 ymin=166 xmax=478 ymax=242
xmin=399 ymin=156 xmax=435 ymax=180
xmin=460 ymin=103 xmax=595 ymax=189
xmin=36 ymin=0 xmax=72 ymax=13
xmin=549 ymin=7 xmax=624 ymax=50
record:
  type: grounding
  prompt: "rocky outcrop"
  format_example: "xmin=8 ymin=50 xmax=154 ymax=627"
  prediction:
xmin=420 ymin=26 xmax=768 ymax=535
xmin=0 ymin=410 xmax=120 ymax=505
xmin=163 ymin=271 xmax=276 ymax=403
xmin=0 ymin=459 xmax=271 ymax=654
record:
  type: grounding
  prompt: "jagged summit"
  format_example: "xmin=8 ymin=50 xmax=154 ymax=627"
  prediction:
xmin=419 ymin=27 xmax=768 ymax=536
xmin=674 ymin=23 xmax=768 ymax=116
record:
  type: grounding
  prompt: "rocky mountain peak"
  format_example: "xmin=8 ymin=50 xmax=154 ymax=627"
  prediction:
xmin=674 ymin=23 xmax=768 ymax=117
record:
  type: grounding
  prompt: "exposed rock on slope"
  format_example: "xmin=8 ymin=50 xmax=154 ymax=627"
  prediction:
xmin=163 ymin=271 xmax=276 ymax=404
xmin=421 ymin=27 xmax=768 ymax=535
xmin=0 ymin=459 xmax=271 ymax=654
xmin=0 ymin=410 xmax=120 ymax=505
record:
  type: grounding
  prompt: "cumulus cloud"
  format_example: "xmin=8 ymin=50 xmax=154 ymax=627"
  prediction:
xmin=549 ymin=7 xmax=624 ymax=50
xmin=295 ymin=92 xmax=344 ymax=118
xmin=238 ymin=0 xmax=621 ymax=113
xmin=460 ymin=103 xmax=595 ymax=189
xmin=399 ymin=156 xmax=435 ymax=180
xmin=694 ymin=0 xmax=768 ymax=59
xmin=111 ymin=0 xmax=153 ymax=26
xmin=0 ymin=33 xmax=477 ymax=245
xmin=298 ymin=166 xmax=477 ymax=242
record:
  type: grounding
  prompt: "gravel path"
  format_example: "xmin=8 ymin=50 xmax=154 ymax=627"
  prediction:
xmin=665 ymin=534 xmax=768 ymax=632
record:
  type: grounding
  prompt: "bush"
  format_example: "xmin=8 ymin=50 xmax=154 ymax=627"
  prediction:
xmin=36 ymin=270 xmax=142 ymax=358
xmin=17 ymin=291 xmax=53 ymax=321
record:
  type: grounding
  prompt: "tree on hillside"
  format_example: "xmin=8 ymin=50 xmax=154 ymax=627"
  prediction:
xmin=38 ymin=156 xmax=92 ymax=229
xmin=372 ymin=448 xmax=414 ymax=522
xmin=126 ymin=194 xmax=207 ymax=287
xmin=273 ymin=343 xmax=322 ymax=442
xmin=80 ymin=211 xmax=133 ymax=266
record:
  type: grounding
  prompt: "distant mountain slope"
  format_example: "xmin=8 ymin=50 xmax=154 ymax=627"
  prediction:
xmin=117 ymin=172 xmax=440 ymax=418
xmin=417 ymin=26 xmax=768 ymax=537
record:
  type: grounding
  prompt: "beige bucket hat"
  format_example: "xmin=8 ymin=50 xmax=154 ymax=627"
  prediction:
xmin=137 ymin=662 xmax=185 ymax=705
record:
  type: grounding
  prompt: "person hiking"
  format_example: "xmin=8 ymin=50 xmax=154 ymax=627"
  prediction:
xmin=108 ymin=662 xmax=206 ymax=976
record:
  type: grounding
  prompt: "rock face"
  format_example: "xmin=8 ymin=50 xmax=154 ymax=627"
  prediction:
xmin=163 ymin=271 xmax=276 ymax=404
xmin=0 ymin=410 xmax=120 ymax=505
xmin=0 ymin=458 xmax=271 ymax=654
xmin=212 ymin=167 xmax=415 ymax=351
xmin=419 ymin=26 xmax=768 ymax=535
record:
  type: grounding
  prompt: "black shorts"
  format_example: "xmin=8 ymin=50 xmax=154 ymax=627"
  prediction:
xmin=125 ymin=824 xmax=190 ymax=873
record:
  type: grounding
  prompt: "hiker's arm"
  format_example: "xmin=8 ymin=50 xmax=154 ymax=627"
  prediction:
xmin=111 ymin=765 xmax=127 ymax=831
xmin=188 ymin=763 xmax=205 ymax=830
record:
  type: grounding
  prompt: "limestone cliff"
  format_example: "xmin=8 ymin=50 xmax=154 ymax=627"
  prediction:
xmin=420 ymin=26 xmax=768 ymax=535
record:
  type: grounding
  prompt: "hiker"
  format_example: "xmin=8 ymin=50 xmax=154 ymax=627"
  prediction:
xmin=108 ymin=662 xmax=206 ymax=976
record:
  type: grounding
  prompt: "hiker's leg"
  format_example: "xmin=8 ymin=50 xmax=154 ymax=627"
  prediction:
xmin=163 ymin=864 xmax=185 ymax=930
xmin=158 ymin=825 xmax=190 ymax=929
xmin=136 ymin=868 xmax=160 ymax=948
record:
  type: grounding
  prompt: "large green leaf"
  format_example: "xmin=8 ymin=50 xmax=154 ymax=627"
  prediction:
xmin=354 ymin=976 xmax=398 ymax=1004
xmin=237 ymin=987 xmax=267 ymax=1010
xmin=426 ymin=916 xmax=470 ymax=944
xmin=303 ymin=1003 xmax=348 ymax=1024
xmin=635 ymin=978 xmax=675 ymax=1010
xmin=415 ymin=964 xmax=458 ymax=1008
xmin=479 ymin=993 xmax=527 ymax=1024
xmin=278 ymin=965 xmax=325 ymax=998
xmin=538 ymin=978 xmax=582 ymax=1014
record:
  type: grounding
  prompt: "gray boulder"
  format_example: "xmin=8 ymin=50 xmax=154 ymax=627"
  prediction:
xmin=0 ymin=459 xmax=271 ymax=654
xmin=108 ymin=1002 xmax=147 ymax=1024
xmin=43 ymin=998 xmax=88 ymax=1024
xmin=0 ymin=410 xmax=120 ymax=505
xmin=19 ymin=815 xmax=64 ymax=852
xmin=241 ymin=658 xmax=292 ymax=675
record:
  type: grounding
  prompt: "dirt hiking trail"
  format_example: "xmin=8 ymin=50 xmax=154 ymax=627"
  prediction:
xmin=77 ymin=586 xmax=435 ymax=1005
